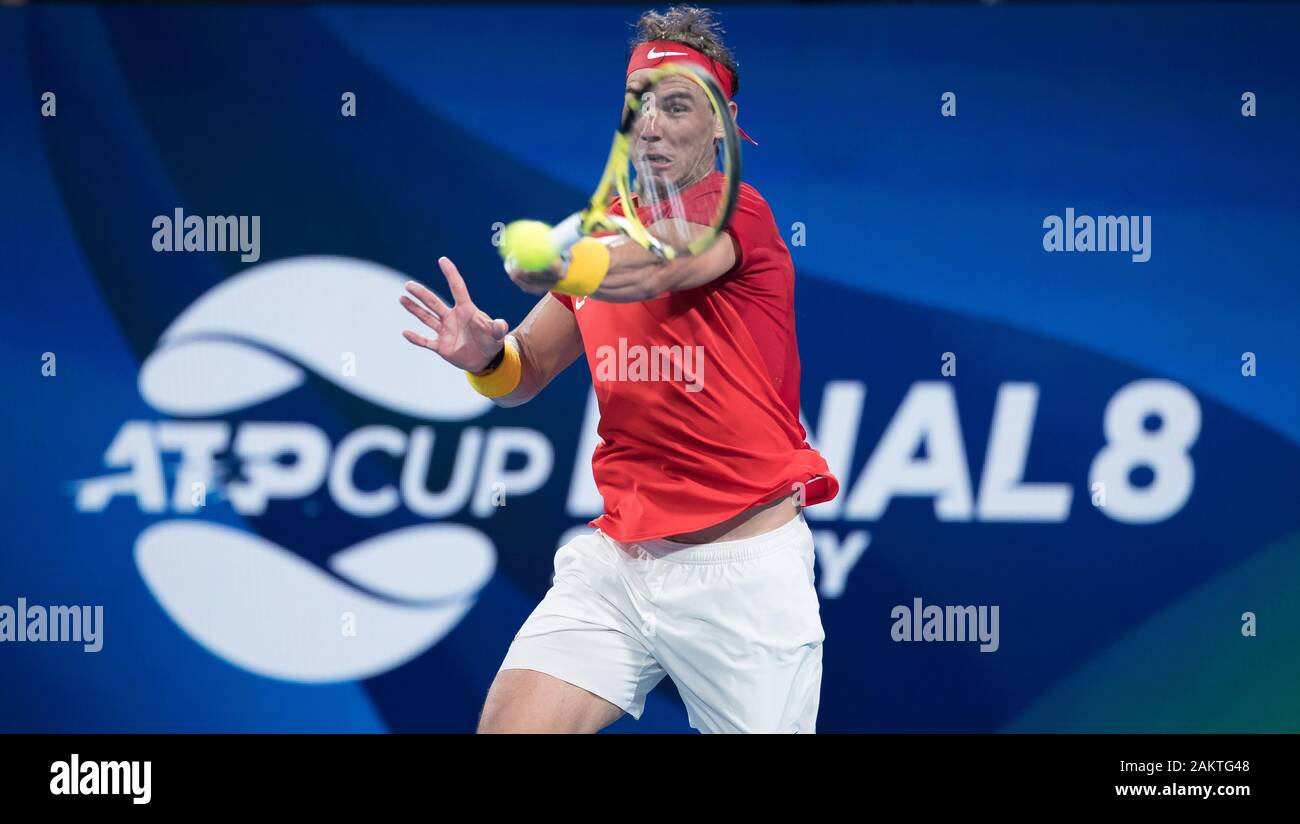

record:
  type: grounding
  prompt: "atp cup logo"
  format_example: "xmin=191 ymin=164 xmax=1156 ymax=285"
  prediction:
xmin=77 ymin=257 xmax=513 ymax=683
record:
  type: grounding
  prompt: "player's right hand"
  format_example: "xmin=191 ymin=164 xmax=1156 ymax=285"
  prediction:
xmin=400 ymin=256 xmax=510 ymax=373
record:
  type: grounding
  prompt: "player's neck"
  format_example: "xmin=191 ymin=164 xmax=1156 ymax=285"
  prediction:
xmin=637 ymin=166 xmax=715 ymax=201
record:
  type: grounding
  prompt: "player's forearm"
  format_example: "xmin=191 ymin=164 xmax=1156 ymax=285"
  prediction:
xmin=589 ymin=241 xmax=678 ymax=303
xmin=583 ymin=225 xmax=735 ymax=302
xmin=478 ymin=294 xmax=584 ymax=407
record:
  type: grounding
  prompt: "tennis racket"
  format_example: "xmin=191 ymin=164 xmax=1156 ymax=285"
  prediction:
xmin=516 ymin=62 xmax=742 ymax=270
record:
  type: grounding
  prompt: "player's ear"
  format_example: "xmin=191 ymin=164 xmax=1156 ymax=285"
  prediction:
xmin=717 ymin=100 xmax=739 ymax=140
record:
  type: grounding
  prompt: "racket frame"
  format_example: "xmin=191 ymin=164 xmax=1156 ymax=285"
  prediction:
xmin=549 ymin=62 xmax=742 ymax=262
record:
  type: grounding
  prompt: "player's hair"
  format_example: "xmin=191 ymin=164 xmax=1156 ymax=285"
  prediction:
xmin=629 ymin=6 xmax=741 ymax=96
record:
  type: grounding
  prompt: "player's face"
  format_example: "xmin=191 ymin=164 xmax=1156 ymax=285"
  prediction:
xmin=626 ymin=69 xmax=720 ymax=193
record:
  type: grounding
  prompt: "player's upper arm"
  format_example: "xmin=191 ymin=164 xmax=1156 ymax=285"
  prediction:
xmin=498 ymin=293 xmax=584 ymax=407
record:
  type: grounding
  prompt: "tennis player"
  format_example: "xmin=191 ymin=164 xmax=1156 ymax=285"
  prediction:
xmin=400 ymin=5 xmax=838 ymax=733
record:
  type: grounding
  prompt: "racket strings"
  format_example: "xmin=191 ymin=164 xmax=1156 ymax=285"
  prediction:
xmin=632 ymin=145 xmax=692 ymax=252
xmin=590 ymin=64 xmax=739 ymax=258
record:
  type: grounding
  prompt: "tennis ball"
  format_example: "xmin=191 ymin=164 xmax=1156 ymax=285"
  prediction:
xmin=499 ymin=220 xmax=558 ymax=271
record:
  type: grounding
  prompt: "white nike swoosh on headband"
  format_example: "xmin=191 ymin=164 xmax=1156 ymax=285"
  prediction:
xmin=647 ymin=48 xmax=689 ymax=60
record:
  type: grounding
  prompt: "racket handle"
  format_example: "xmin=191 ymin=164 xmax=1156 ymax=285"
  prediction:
xmin=548 ymin=213 xmax=583 ymax=257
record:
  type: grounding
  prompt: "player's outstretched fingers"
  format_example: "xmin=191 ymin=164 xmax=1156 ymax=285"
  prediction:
xmin=401 ymin=329 xmax=438 ymax=352
xmin=400 ymin=294 xmax=444 ymax=333
xmin=405 ymin=279 xmax=450 ymax=317
xmin=438 ymin=256 xmax=473 ymax=305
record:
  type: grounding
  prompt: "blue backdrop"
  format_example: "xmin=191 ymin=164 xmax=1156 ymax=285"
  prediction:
xmin=2 ymin=2 xmax=1297 ymax=732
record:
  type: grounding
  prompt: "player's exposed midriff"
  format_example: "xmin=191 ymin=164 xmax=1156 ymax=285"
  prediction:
xmin=663 ymin=492 xmax=800 ymax=544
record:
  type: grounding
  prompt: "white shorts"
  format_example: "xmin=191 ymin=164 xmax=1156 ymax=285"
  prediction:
xmin=498 ymin=512 xmax=824 ymax=733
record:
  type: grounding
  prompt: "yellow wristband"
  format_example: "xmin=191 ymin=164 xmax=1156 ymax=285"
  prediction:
xmin=465 ymin=336 xmax=522 ymax=398
xmin=552 ymin=237 xmax=611 ymax=297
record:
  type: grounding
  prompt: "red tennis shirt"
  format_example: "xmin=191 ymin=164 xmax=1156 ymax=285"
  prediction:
xmin=552 ymin=171 xmax=838 ymax=542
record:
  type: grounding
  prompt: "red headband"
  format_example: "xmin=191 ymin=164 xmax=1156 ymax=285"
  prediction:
xmin=626 ymin=40 xmax=758 ymax=146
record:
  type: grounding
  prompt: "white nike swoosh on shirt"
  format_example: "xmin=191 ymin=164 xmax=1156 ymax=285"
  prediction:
xmin=647 ymin=48 xmax=689 ymax=60
xmin=575 ymin=297 xmax=587 ymax=310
